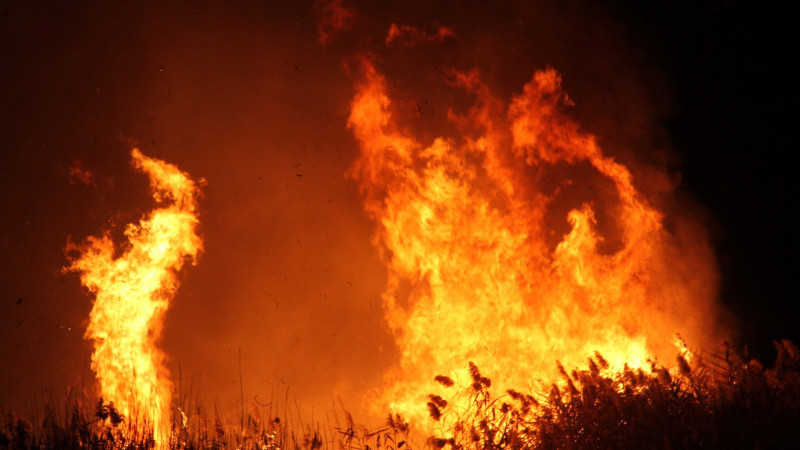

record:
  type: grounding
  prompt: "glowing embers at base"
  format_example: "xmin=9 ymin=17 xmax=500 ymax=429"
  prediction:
xmin=347 ymin=59 xmax=719 ymax=423
xmin=67 ymin=149 xmax=202 ymax=445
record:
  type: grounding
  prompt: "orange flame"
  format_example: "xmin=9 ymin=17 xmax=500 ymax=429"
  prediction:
xmin=67 ymin=149 xmax=202 ymax=444
xmin=348 ymin=59 xmax=719 ymax=423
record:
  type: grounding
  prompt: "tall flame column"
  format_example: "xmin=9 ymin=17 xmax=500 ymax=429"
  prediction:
xmin=67 ymin=149 xmax=202 ymax=444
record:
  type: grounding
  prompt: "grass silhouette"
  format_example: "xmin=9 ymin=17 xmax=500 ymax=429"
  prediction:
xmin=2 ymin=341 xmax=799 ymax=448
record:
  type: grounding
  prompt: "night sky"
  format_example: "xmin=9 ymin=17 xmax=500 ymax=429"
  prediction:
xmin=1 ymin=0 xmax=798 ymax=415
xmin=613 ymin=0 xmax=800 ymax=358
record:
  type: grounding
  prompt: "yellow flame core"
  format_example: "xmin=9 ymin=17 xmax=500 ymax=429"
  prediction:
xmin=348 ymin=61 xmax=718 ymax=423
xmin=68 ymin=149 xmax=202 ymax=443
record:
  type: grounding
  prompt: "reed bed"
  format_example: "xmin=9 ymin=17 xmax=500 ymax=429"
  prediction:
xmin=3 ymin=341 xmax=799 ymax=449
xmin=425 ymin=340 xmax=800 ymax=449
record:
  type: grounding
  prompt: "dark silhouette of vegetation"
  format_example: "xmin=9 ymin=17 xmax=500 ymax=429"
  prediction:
xmin=2 ymin=341 xmax=799 ymax=448
xmin=0 ymin=393 xmax=411 ymax=449
xmin=426 ymin=340 xmax=800 ymax=449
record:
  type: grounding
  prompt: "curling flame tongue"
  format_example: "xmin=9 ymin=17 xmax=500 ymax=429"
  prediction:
xmin=67 ymin=149 xmax=202 ymax=444
xmin=348 ymin=60 xmax=716 ymax=423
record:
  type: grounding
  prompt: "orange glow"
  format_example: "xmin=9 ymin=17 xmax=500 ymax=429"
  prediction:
xmin=348 ymin=59 xmax=719 ymax=424
xmin=68 ymin=160 xmax=93 ymax=187
xmin=66 ymin=149 xmax=202 ymax=444
xmin=385 ymin=23 xmax=456 ymax=47
xmin=316 ymin=0 xmax=356 ymax=45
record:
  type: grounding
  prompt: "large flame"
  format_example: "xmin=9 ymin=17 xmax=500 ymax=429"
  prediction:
xmin=67 ymin=149 xmax=202 ymax=443
xmin=348 ymin=59 xmax=719 ymax=422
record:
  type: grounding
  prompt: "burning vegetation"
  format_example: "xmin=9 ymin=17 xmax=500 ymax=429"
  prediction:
xmin=64 ymin=149 xmax=202 ymax=446
xmin=3 ymin=341 xmax=800 ymax=448
xmin=2 ymin=0 xmax=798 ymax=449
xmin=423 ymin=340 xmax=800 ymax=449
xmin=348 ymin=57 xmax=721 ymax=425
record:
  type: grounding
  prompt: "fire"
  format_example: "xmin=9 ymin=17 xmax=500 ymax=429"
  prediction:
xmin=66 ymin=149 xmax=202 ymax=444
xmin=348 ymin=59 xmax=719 ymax=423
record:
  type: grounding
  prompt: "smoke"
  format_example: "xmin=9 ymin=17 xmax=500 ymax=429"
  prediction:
xmin=385 ymin=23 xmax=456 ymax=47
xmin=0 ymin=0 xmax=726 ymax=424
xmin=315 ymin=0 xmax=357 ymax=45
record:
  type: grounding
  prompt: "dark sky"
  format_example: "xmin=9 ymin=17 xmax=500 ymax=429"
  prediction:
xmin=1 ymin=0 xmax=797 ymax=416
xmin=612 ymin=0 xmax=800 ymax=358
